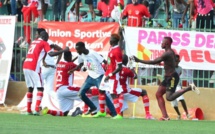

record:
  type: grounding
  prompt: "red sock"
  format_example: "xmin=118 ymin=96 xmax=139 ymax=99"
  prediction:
xmin=142 ymin=95 xmax=150 ymax=115
xmin=118 ymin=94 xmax=124 ymax=113
xmin=35 ymin=91 xmax=43 ymax=112
xmin=27 ymin=92 xmax=33 ymax=113
xmin=113 ymin=98 xmax=120 ymax=114
xmin=99 ymin=93 xmax=106 ymax=113
xmin=48 ymin=110 xmax=64 ymax=116
xmin=91 ymin=88 xmax=99 ymax=96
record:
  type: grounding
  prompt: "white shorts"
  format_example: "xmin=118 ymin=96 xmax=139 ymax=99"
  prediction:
xmin=99 ymin=76 xmax=122 ymax=94
xmin=57 ymin=86 xmax=81 ymax=112
xmin=171 ymin=86 xmax=185 ymax=107
xmin=121 ymin=88 xmax=142 ymax=112
xmin=23 ymin=69 xmax=42 ymax=88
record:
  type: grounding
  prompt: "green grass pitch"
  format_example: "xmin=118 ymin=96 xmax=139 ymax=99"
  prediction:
xmin=0 ymin=113 xmax=214 ymax=134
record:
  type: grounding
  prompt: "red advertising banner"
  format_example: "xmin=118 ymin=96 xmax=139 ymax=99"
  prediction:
xmin=38 ymin=22 xmax=120 ymax=52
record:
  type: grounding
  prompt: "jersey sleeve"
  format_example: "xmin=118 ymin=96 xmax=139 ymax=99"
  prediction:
xmin=142 ymin=5 xmax=151 ymax=18
xmin=44 ymin=41 xmax=51 ymax=52
xmin=97 ymin=2 xmax=102 ymax=11
xmin=122 ymin=5 xmax=128 ymax=16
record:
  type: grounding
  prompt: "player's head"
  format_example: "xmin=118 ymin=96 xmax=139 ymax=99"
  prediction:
xmin=36 ymin=28 xmax=46 ymax=39
xmin=122 ymin=54 xmax=128 ymax=66
xmin=40 ymin=31 xmax=49 ymax=41
xmin=64 ymin=50 xmax=72 ymax=62
xmin=132 ymin=0 xmax=139 ymax=5
xmin=142 ymin=0 xmax=149 ymax=7
xmin=75 ymin=41 xmax=86 ymax=55
xmin=110 ymin=34 xmax=120 ymax=46
xmin=175 ymin=54 xmax=180 ymax=66
xmin=161 ymin=36 xmax=173 ymax=49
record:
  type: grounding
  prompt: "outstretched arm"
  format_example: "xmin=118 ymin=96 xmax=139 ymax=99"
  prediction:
xmin=132 ymin=56 xmax=163 ymax=65
xmin=48 ymin=47 xmax=69 ymax=57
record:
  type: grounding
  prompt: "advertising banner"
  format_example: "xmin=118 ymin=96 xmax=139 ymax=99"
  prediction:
xmin=124 ymin=27 xmax=215 ymax=70
xmin=0 ymin=16 xmax=16 ymax=104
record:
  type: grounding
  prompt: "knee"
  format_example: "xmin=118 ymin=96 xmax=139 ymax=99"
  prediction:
xmin=99 ymin=90 xmax=105 ymax=94
xmin=37 ymin=87 xmax=44 ymax=92
xmin=141 ymin=89 xmax=147 ymax=96
xmin=111 ymin=94 xmax=118 ymax=99
xmin=28 ymin=87 xmax=34 ymax=93
xmin=166 ymin=96 xmax=173 ymax=101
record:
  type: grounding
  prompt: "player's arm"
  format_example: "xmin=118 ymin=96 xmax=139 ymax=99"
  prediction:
xmin=132 ymin=55 xmax=163 ymax=65
xmin=132 ymin=50 xmax=173 ymax=65
xmin=72 ymin=56 xmax=78 ymax=62
xmin=50 ymin=44 xmax=63 ymax=64
xmin=181 ymin=2 xmax=189 ymax=23
xmin=165 ymin=0 xmax=170 ymax=22
xmin=48 ymin=47 xmax=69 ymax=57
xmin=42 ymin=53 xmax=48 ymax=67
xmin=121 ymin=7 xmax=128 ymax=19
xmin=130 ymin=69 xmax=138 ymax=79
xmin=68 ymin=55 xmax=84 ymax=74
xmin=68 ymin=62 xmax=83 ymax=74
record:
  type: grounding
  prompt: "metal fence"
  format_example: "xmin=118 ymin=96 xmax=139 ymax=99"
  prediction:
xmin=9 ymin=20 xmax=215 ymax=89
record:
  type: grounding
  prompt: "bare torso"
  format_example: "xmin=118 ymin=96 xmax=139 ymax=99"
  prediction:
xmin=163 ymin=49 xmax=176 ymax=76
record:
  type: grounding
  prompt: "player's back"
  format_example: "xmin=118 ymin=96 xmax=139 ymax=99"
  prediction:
xmin=119 ymin=66 xmax=134 ymax=93
xmin=23 ymin=39 xmax=51 ymax=72
xmin=56 ymin=61 xmax=77 ymax=89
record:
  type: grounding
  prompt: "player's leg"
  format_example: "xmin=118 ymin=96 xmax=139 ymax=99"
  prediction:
xmin=57 ymin=86 xmax=80 ymax=116
xmin=156 ymin=85 xmax=169 ymax=120
xmin=171 ymin=99 xmax=181 ymax=119
xmin=179 ymin=99 xmax=191 ymax=119
xmin=79 ymin=76 xmax=97 ymax=114
xmin=23 ymin=69 xmax=35 ymax=114
xmin=85 ymin=0 xmax=95 ymax=21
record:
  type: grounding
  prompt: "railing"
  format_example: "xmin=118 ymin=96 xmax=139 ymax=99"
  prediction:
xmin=8 ymin=20 xmax=215 ymax=88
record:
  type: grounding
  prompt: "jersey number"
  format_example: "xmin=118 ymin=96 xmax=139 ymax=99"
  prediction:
xmin=28 ymin=44 xmax=36 ymax=54
xmin=56 ymin=70 xmax=63 ymax=82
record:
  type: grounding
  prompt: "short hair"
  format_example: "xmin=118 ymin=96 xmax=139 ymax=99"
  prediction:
xmin=122 ymin=54 xmax=128 ymax=65
xmin=64 ymin=51 xmax=72 ymax=61
xmin=164 ymin=36 xmax=173 ymax=44
xmin=111 ymin=34 xmax=120 ymax=42
xmin=76 ymin=41 xmax=85 ymax=48
xmin=142 ymin=0 xmax=149 ymax=7
xmin=40 ymin=31 xmax=49 ymax=40
xmin=36 ymin=28 xmax=46 ymax=35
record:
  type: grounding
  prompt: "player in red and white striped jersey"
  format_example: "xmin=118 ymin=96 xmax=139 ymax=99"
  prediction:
xmin=119 ymin=54 xmax=154 ymax=119
xmin=23 ymin=31 xmax=69 ymax=115
xmin=97 ymin=33 xmax=123 ymax=119
xmin=40 ymin=51 xmax=81 ymax=116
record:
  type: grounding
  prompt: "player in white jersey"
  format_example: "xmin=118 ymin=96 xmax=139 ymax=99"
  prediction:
xmin=23 ymin=31 xmax=69 ymax=115
xmin=69 ymin=41 xmax=116 ymax=117
xmin=40 ymin=51 xmax=82 ymax=116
